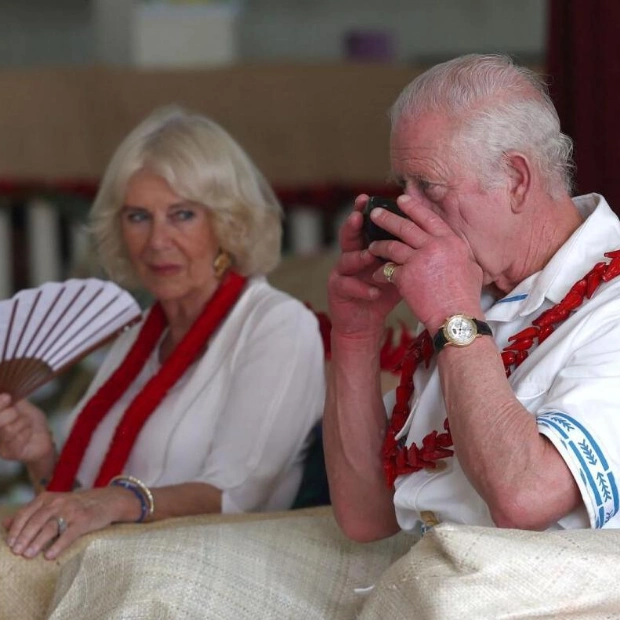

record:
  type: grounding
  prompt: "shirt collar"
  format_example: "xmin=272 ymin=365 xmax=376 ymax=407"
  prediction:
xmin=485 ymin=194 xmax=620 ymax=322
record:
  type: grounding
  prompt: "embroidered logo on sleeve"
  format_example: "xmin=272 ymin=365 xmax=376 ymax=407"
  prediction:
xmin=538 ymin=412 xmax=618 ymax=528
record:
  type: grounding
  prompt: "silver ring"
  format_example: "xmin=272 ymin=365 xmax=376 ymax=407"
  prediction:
xmin=383 ymin=262 xmax=397 ymax=283
xmin=55 ymin=516 xmax=68 ymax=536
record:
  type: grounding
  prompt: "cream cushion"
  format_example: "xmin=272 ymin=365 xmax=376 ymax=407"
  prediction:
xmin=3 ymin=507 xmax=620 ymax=619
xmin=0 ymin=506 xmax=414 ymax=620
xmin=46 ymin=509 xmax=412 ymax=620
xmin=361 ymin=523 xmax=620 ymax=619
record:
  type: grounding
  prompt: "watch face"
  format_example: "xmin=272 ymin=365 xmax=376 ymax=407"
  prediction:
xmin=444 ymin=315 xmax=477 ymax=346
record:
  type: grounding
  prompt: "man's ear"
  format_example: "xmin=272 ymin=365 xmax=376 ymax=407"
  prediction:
xmin=503 ymin=151 xmax=531 ymax=213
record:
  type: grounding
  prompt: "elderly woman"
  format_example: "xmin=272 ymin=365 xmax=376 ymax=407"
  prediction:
xmin=0 ymin=106 xmax=326 ymax=560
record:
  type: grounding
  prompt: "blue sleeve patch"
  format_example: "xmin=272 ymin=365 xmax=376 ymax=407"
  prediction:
xmin=537 ymin=411 xmax=619 ymax=528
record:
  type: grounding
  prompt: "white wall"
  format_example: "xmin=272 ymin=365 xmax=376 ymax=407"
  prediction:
xmin=0 ymin=0 xmax=547 ymax=67
xmin=238 ymin=0 xmax=547 ymax=64
xmin=0 ymin=0 xmax=93 ymax=66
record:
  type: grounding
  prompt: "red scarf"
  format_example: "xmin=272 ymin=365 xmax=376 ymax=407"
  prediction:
xmin=48 ymin=271 xmax=247 ymax=492
xmin=382 ymin=250 xmax=620 ymax=488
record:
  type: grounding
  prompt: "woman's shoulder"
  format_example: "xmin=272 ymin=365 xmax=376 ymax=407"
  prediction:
xmin=243 ymin=275 xmax=315 ymax=315
xmin=228 ymin=276 xmax=320 ymax=341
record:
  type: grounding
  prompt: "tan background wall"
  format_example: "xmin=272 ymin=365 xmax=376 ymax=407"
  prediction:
xmin=0 ymin=63 xmax=422 ymax=186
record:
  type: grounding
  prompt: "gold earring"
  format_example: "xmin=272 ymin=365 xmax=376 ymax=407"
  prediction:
xmin=213 ymin=250 xmax=232 ymax=279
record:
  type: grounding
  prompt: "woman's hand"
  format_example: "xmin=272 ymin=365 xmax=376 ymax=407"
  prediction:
xmin=0 ymin=394 xmax=55 ymax=466
xmin=327 ymin=195 xmax=402 ymax=341
xmin=2 ymin=486 xmax=141 ymax=560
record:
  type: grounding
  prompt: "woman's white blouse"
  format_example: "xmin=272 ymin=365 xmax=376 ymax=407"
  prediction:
xmin=67 ymin=276 xmax=326 ymax=513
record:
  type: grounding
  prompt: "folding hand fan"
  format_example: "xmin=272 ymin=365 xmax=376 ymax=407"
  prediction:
xmin=0 ymin=279 xmax=142 ymax=402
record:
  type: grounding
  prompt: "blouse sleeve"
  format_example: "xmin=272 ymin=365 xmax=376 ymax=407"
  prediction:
xmin=196 ymin=296 xmax=326 ymax=513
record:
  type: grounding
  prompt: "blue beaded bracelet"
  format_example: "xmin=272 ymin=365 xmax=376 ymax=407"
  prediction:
xmin=110 ymin=478 xmax=149 ymax=522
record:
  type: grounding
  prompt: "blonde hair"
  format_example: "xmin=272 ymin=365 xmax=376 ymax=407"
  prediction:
xmin=89 ymin=105 xmax=283 ymax=287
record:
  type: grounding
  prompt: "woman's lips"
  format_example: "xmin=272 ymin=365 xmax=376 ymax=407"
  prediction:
xmin=150 ymin=264 xmax=181 ymax=276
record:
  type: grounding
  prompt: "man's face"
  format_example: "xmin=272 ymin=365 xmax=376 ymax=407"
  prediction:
xmin=389 ymin=112 xmax=514 ymax=287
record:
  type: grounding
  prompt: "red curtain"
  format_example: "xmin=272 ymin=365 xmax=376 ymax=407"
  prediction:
xmin=546 ymin=0 xmax=620 ymax=214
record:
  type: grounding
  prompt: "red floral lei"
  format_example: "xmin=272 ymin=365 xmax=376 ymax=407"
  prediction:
xmin=382 ymin=250 xmax=620 ymax=489
xmin=47 ymin=271 xmax=247 ymax=492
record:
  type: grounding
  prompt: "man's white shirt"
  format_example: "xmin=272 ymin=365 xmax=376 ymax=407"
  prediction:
xmin=389 ymin=194 xmax=620 ymax=531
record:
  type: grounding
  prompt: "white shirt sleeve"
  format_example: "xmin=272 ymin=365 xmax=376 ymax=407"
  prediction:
xmin=197 ymin=297 xmax=326 ymax=513
xmin=536 ymin=308 xmax=620 ymax=528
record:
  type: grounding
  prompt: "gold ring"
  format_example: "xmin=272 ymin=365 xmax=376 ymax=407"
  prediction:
xmin=383 ymin=262 xmax=397 ymax=283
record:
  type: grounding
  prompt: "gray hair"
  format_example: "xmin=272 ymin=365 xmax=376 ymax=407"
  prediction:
xmin=89 ymin=105 xmax=283 ymax=287
xmin=390 ymin=54 xmax=574 ymax=196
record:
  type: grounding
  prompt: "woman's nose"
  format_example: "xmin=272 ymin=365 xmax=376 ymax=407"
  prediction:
xmin=147 ymin=219 xmax=172 ymax=249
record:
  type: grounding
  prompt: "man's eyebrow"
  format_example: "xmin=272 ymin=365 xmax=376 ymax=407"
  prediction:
xmin=386 ymin=172 xmax=404 ymax=186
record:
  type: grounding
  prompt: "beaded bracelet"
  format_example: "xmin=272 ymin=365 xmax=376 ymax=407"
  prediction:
xmin=109 ymin=475 xmax=155 ymax=523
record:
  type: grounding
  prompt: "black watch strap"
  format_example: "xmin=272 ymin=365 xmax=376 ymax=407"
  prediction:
xmin=433 ymin=317 xmax=493 ymax=353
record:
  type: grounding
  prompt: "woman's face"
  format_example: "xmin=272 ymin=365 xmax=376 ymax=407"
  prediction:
xmin=121 ymin=168 xmax=220 ymax=308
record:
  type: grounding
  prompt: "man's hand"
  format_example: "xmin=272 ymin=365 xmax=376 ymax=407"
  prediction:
xmin=367 ymin=195 xmax=484 ymax=333
xmin=327 ymin=195 xmax=402 ymax=340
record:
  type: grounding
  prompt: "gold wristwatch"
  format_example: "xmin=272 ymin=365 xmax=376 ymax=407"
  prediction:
xmin=432 ymin=314 xmax=492 ymax=353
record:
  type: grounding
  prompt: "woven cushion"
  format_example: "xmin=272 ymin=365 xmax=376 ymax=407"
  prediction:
xmin=0 ymin=507 xmax=335 ymax=620
xmin=45 ymin=509 xmax=413 ymax=620
xmin=5 ymin=507 xmax=619 ymax=619
xmin=360 ymin=523 xmax=620 ymax=619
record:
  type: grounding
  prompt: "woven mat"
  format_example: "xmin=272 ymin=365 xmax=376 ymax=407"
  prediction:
xmin=7 ymin=506 xmax=618 ymax=619
xmin=0 ymin=506 xmax=414 ymax=620
xmin=360 ymin=523 xmax=620 ymax=620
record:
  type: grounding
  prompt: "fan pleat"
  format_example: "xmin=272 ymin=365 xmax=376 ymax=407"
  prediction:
xmin=0 ymin=300 xmax=19 ymax=363
xmin=0 ymin=279 xmax=141 ymax=402
xmin=11 ymin=290 xmax=43 ymax=360
xmin=50 ymin=295 xmax=134 ymax=370
xmin=37 ymin=283 xmax=99 ymax=365
xmin=25 ymin=283 xmax=85 ymax=362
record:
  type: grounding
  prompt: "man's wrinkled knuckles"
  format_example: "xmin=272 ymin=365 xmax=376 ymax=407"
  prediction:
xmin=337 ymin=217 xmax=360 ymax=246
xmin=354 ymin=193 xmax=370 ymax=208
xmin=398 ymin=200 xmax=452 ymax=234
xmin=422 ymin=209 xmax=450 ymax=230
xmin=338 ymin=233 xmax=366 ymax=253
xmin=327 ymin=270 xmax=341 ymax=287
xmin=337 ymin=276 xmax=375 ymax=299
xmin=328 ymin=270 xmax=353 ymax=291
xmin=0 ymin=407 xmax=18 ymax=424
xmin=327 ymin=275 xmax=361 ymax=301
xmin=373 ymin=240 xmax=414 ymax=263
xmin=335 ymin=250 xmax=375 ymax=275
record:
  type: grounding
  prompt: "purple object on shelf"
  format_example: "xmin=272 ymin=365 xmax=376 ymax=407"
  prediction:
xmin=344 ymin=30 xmax=395 ymax=62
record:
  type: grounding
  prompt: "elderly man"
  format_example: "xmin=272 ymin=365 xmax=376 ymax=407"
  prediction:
xmin=324 ymin=53 xmax=620 ymax=542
